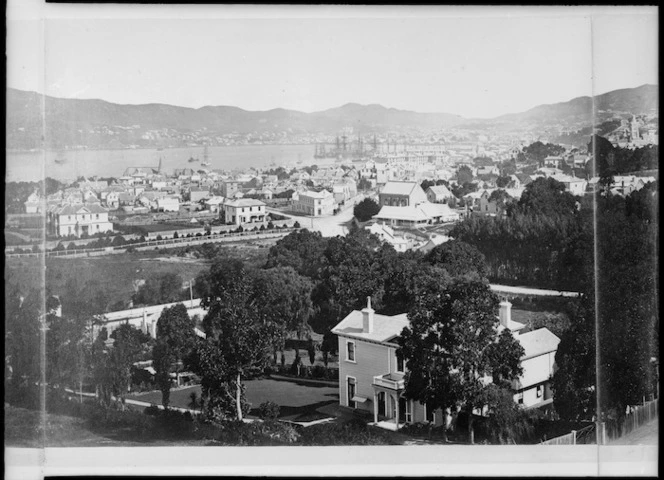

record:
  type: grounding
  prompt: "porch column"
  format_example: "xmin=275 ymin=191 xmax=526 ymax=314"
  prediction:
xmin=394 ymin=394 xmax=399 ymax=430
xmin=373 ymin=393 xmax=378 ymax=424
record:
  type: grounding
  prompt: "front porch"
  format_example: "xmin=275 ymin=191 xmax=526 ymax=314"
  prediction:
xmin=371 ymin=372 xmax=411 ymax=431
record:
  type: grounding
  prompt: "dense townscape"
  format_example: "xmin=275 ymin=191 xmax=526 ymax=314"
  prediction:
xmin=5 ymin=98 xmax=659 ymax=447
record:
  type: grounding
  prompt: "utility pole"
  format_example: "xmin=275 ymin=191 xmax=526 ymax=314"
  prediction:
xmin=189 ymin=279 xmax=194 ymax=308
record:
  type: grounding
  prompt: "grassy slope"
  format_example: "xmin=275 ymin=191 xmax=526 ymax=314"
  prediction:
xmin=4 ymin=244 xmax=269 ymax=313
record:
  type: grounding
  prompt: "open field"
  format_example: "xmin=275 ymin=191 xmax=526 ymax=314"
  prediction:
xmin=4 ymin=244 xmax=270 ymax=313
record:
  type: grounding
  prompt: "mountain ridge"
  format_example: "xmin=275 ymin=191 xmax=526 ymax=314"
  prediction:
xmin=6 ymin=84 xmax=657 ymax=150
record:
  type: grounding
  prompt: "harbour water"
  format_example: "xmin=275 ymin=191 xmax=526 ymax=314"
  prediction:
xmin=6 ymin=144 xmax=320 ymax=182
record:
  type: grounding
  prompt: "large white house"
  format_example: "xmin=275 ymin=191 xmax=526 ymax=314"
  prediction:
xmin=222 ymin=198 xmax=267 ymax=225
xmin=332 ymin=298 xmax=560 ymax=430
xmin=48 ymin=203 xmax=114 ymax=238
xmin=374 ymin=202 xmax=460 ymax=228
xmin=292 ymin=189 xmax=335 ymax=216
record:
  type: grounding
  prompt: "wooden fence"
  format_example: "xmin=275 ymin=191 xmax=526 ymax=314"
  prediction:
xmin=540 ymin=423 xmax=596 ymax=445
xmin=540 ymin=398 xmax=658 ymax=445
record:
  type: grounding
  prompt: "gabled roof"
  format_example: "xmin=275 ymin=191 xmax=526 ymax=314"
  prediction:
xmin=381 ymin=181 xmax=420 ymax=196
xmin=427 ymin=185 xmax=454 ymax=198
xmin=224 ymin=198 xmax=266 ymax=208
xmin=56 ymin=203 xmax=109 ymax=215
xmin=300 ymin=189 xmax=333 ymax=199
xmin=518 ymin=328 xmax=560 ymax=360
xmin=332 ymin=310 xmax=409 ymax=344
xmin=375 ymin=205 xmax=429 ymax=222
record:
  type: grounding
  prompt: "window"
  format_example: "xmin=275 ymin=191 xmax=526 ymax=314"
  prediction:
xmin=517 ymin=392 xmax=524 ymax=404
xmin=396 ymin=351 xmax=405 ymax=373
xmin=347 ymin=377 xmax=356 ymax=408
xmin=68 ymin=216 xmax=72 ymax=221
xmin=536 ymin=385 xmax=544 ymax=398
xmin=96 ymin=214 xmax=99 ymax=219
xmin=404 ymin=399 xmax=412 ymax=423
xmin=346 ymin=341 xmax=356 ymax=362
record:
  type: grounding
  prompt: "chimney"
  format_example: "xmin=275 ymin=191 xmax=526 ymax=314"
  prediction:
xmin=362 ymin=296 xmax=375 ymax=334
xmin=499 ymin=300 xmax=512 ymax=329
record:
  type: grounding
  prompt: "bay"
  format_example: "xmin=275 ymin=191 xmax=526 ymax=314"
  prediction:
xmin=5 ymin=144 xmax=323 ymax=182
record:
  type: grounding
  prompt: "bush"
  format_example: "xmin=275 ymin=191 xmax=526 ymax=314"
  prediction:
xmin=156 ymin=235 xmax=163 ymax=241
xmin=258 ymin=401 xmax=281 ymax=421
xmin=267 ymin=221 xmax=274 ymax=230
xmin=259 ymin=224 xmax=266 ymax=231
xmin=311 ymin=365 xmax=327 ymax=379
xmin=236 ymin=226 xmax=244 ymax=233
xmin=144 ymin=405 xmax=161 ymax=416
xmin=214 ymin=419 xmax=299 ymax=446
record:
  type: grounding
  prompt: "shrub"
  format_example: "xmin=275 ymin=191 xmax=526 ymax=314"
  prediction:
xmin=258 ymin=401 xmax=281 ymax=421
xmin=214 ymin=419 xmax=299 ymax=446
xmin=236 ymin=226 xmax=244 ymax=233
xmin=144 ymin=405 xmax=161 ymax=416
xmin=259 ymin=224 xmax=266 ymax=231
xmin=311 ymin=365 xmax=327 ymax=379
xmin=267 ymin=221 xmax=274 ymax=230
xmin=293 ymin=221 xmax=301 ymax=228
xmin=173 ymin=231 xmax=179 ymax=239
xmin=195 ymin=233 xmax=202 ymax=237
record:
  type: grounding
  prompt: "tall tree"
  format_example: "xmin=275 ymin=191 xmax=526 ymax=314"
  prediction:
xmin=189 ymin=259 xmax=272 ymax=421
xmin=398 ymin=280 xmax=523 ymax=443
xmin=153 ymin=303 xmax=196 ymax=407
xmin=264 ymin=229 xmax=329 ymax=280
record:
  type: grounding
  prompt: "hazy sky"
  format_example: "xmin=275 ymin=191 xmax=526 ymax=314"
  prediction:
xmin=7 ymin=3 xmax=658 ymax=118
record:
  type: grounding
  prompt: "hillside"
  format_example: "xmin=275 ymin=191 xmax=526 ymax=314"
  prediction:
xmin=6 ymin=84 xmax=657 ymax=150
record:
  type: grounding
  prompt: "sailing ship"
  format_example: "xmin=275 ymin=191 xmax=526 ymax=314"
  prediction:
xmin=54 ymin=150 xmax=67 ymax=165
xmin=200 ymin=145 xmax=211 ymax=166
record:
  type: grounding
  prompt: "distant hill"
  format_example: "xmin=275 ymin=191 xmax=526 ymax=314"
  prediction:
xmin=487 ymin=84 xmax=658 ymax=127
xmin=6 ymin=84 xmax=657 ymax=150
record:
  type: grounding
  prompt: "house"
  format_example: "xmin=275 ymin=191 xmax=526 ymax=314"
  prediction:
xmin=550 ymin=174 xmax=587 ymax=196
xmin=425 ymin=185 xmax=455 ymax=204
xmin=189 ymin=186 xmax=209 ymax=203
xmin=220 ymin=180 xmax=240 ymax=198
xmin=543 ymin=156 xmax=564 ymax=169
xmin=292 ymin=190 xmax=335 ymax=216
xmin=332 ymin=298 xmax=560 ymax=430
xmin=157 ymin=196 xmax=180 ymax=212
xmin=365 ymin=222 xmax=411 ymax=252
xmin=105 ymin=191 xmax=120 ymax=209
xmin=222 ymin=198 xmax=266 ymax=225
xmin=24 ymin=191 xmax=44 ymax=213
xmin=373 ymin=202 xmax=459 ymax=228
xmin=379 ymin=181 xmax=428 ymax=207
xmin=48 ymin=203 xmax=114 ymax=238
xmin=204 ymin=196 xmax=225 ymax=213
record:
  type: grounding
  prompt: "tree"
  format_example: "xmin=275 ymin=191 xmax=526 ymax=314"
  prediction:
xmin=481 ymin=384 xmax=536 ymax=444
xmin=264 ymin=229 xmax=328 ymax=280
xmin=188 ymin=259 xmax=273 ymax=421
xmin=457 ymin=166 xmax=474 ymax=185
xmin=92 ymin=324 xmax=152 ymax=408
xmin=522 ymin=141 xmax=565 ymax=167
xmin=5 ymin=287 xmax=42 ymax=402
xmin=496 ymin=176 xmax=511 ymax=188
xmin=424 ymin=240 xmax=489 ymax=280
xmin=353 ymin=198 xmax=381 ymax=222
xmin=398 ymin=280 xmax=524 ymax=443
xmin=132 ymin=273 xmax=186 ymax=306
xmin=252 ymin=266 xmax=315 ymax=343
xmin=307 ymin=340 xmax=317 ymax=366
xmin=153 ymin=303 xmax=196 ymax=407
xmin=45 ymin=314 xmax=91 ymax=395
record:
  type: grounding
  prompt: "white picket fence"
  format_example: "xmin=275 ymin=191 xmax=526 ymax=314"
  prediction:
xmin=540 ymin=423 xmax=595 ymax=445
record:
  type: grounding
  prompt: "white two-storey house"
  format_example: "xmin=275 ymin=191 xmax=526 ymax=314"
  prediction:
xmin=332 ymin=298 xmax=560 ymax=430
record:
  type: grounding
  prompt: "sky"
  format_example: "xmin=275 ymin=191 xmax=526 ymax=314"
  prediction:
xmin=6 ymin=3 xmax=658 ymax=119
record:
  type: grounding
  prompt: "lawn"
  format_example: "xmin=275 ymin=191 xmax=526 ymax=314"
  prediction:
xmin=4 ymin=245 xmax=269 ymax=313
xmin=128 ymin=377 xmax=339 ymax=422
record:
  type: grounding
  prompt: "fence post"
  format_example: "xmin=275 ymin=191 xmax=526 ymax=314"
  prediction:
xmin=571 ymin=430 xmax=576 ymax=445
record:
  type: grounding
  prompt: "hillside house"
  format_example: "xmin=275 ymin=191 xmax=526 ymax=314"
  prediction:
xmin=24 ymin=192 xmax=44 ymax=213
xmin=157 ymin=196 xmax=180 ymax=212
xmin=220 ymin=180 xmax=241 ymax=198
xmin=332 ymin=298 xmax=560 ymax=430
xmin=549 ymin=174 xmax=587 ymax=196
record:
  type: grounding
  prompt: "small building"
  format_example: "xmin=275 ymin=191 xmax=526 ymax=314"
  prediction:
xmin=425 ymin=185 xmax=455 ymax=204
xmin=550 ymin=174 xmax=587 ymax=196
xmin=189 ymin=186 xmax=210 ymax=203
xmin=157 ymin=196 xmax=180 ymax=212
xmin=220 ymin=180 xmax=240 ymax=198
xmin=24 ymin=191 xmax=44 ymax=214
xmin=204 ymin=196 xmax=225 ymax=213
xmin=292 ymin=190 xmax=336 ymax=216
xmin=378 ymin=181 xmax=428 ymax=207
xmin=222 ymin=198 xmax=266 ymax=225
